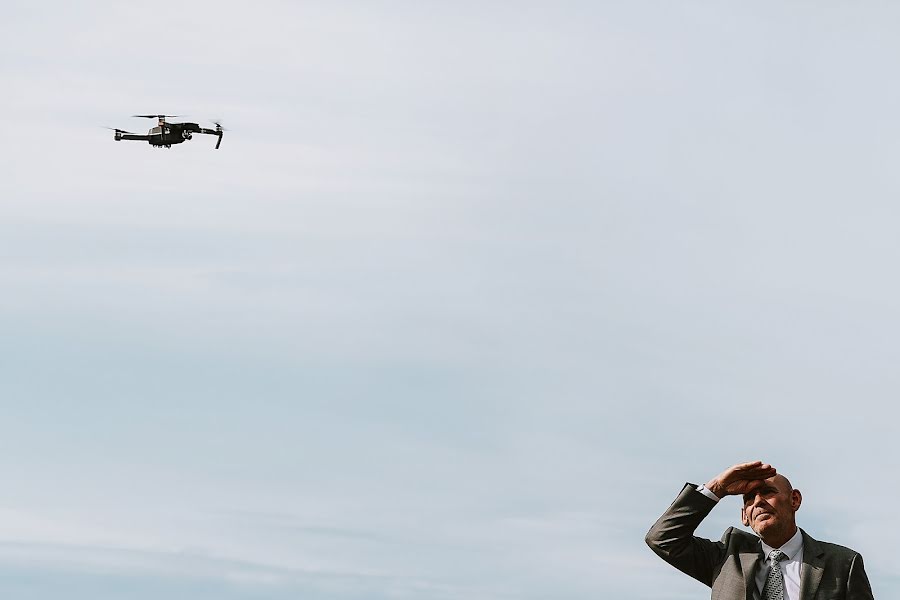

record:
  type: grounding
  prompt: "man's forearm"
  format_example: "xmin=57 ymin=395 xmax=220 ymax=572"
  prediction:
xmin=645 ymin=482 xmax=723 ymax=587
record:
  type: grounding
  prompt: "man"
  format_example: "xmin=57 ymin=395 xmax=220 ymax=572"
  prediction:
xmin=645 ymin=461 xmax=874 ymax=600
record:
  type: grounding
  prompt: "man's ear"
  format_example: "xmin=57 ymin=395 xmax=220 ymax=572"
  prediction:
xmin=741 ymin=505 xmax=750 ymax=526
xmin=791 ymin=489 xmax=802 ymax=511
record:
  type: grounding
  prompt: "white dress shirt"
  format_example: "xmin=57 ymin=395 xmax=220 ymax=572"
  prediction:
xmin=758 ymin=528 xmax=803 ymax=600
xmin=695 ymin=485 xmax=803 ymax=600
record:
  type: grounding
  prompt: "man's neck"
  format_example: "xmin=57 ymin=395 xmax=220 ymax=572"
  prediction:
xmin=760 ymin=525 xmax=799 ymax=550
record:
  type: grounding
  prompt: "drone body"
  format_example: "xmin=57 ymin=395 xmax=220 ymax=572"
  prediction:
xmin=111 ymin=115 xmax=224 ymax=149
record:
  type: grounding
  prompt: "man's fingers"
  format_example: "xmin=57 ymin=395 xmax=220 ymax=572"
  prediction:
xmin=708 ymin=461 xmax=776 ymax=497
xmin=734 ymin=461 xmax=773 ymax=472
xmin=734 ymin=461 xmax=764 ymax=470
xmin=735 ymin=461 xmax=773 ymax=471
xmin=751 ymin=465 xmax=776 ymax=477
xmin=723 ymin=462 xmax=776 ymax=484
xmin=744 ymin=464 xmax=775 ymax=476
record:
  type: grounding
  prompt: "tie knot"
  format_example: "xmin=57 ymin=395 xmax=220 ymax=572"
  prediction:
xmin=769 ymin=550 xmax=787 ymax=563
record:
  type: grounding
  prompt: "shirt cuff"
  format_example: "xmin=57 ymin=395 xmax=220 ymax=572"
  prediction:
xmin=696 ymin=484 xmax=721 ymax=502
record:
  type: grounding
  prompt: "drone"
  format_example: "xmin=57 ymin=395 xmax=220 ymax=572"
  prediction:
xmin=108 ymin=115 xmax=224 ymax=149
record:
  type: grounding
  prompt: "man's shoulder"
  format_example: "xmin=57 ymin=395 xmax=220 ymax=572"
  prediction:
xmin=802 ymin=529 xmax=863 ymax=560
xmin=816 ymin=540 xmax=861 ymax=557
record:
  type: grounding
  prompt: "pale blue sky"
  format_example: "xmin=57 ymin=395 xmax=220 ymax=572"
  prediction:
xmin=2 ymin=1 xmax=899 ymax=598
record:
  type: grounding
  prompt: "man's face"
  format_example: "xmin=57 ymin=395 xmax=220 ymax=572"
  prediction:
xmin=740 ymin=475 xmax=802 ymax=540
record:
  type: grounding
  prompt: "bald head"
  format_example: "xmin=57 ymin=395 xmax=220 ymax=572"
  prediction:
xmin=772 ymin=473 xmax=793 ymax=492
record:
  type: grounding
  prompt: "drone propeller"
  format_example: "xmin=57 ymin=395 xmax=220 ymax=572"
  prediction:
xmin=104 ymin=126 xmax=136 ymax=142
xmin=132 ymin=114 xmax=181 ymax=119
xmin=210 ymin=120 xmax=226 ymax=149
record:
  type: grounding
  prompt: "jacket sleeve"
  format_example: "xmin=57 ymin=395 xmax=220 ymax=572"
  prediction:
xmin=847 ymin=552 xmax=875 ymax=600
xmin=645 ymin=482 xmax=728 ymax=587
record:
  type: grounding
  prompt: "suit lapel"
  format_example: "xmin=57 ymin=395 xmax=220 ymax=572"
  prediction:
xmin=799 ymin=528 xmax=825 ymax=600
xmin=740 ymin=543 xmax=762 ymax=600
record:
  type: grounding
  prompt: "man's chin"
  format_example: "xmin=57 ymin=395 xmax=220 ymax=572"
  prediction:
xmin=751 ymin=519 xmax=776 ymax=536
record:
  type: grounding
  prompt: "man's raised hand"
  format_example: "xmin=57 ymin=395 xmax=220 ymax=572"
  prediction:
xmin=704 ymin=461 xmax=776 ymax=499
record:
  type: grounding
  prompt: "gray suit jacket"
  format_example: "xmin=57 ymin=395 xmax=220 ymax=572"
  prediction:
xmin=646 ymin=483 xmax=874 ymax=600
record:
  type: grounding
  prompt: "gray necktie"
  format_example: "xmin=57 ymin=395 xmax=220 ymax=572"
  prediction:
xmin=762 ymin=550 xmax=788 ymax=600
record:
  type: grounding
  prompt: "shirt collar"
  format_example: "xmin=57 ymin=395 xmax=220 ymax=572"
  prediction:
xmin=760 ymin=527 xmax=803 ymax=560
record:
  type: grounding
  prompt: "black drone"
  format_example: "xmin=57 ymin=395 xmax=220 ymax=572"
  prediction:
xmin=108 ymin=115 xmax=224 ymax=149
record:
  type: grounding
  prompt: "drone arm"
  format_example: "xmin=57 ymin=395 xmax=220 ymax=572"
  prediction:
xmin=118 ymin=133 xmax=151 ymax=141
xmin=197 ymin=127 xmax=224 ymax=149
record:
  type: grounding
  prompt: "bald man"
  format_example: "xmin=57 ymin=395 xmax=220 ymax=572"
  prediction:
xmin=645 ymin=461 xmax=874 ymax=600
